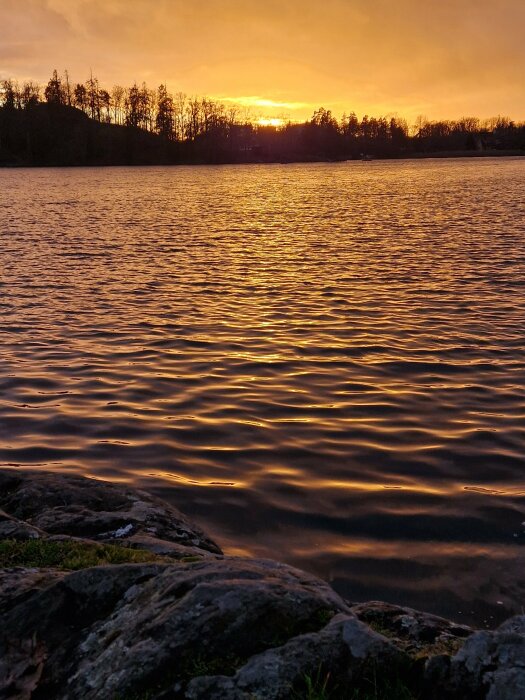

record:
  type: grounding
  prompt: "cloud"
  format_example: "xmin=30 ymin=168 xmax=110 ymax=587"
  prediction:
xmin=1 ymin=0 xmax=524 ymax=120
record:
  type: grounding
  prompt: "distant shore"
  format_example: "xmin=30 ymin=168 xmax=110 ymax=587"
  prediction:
xmin=1 ymin=149 xmax=524 ymax=169
xmin=403 ymin=149 xmax=525 ymax=160
xmin=2 ymin=101 xmax=525 ymax=169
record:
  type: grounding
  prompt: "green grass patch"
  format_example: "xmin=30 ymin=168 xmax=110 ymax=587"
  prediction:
xmin=0 ymin=539 xmax=159 ymax=570
xmin=349 ymin=665 xmax=419 ymax=700
xmin=412 ymin=636 xmax=465 ymax=660
xmin=292 ymin=661 xmax=420 ymax=700
xmin=292 ymin=667 xmax=336 ymax=699
xmin=366 ymin=619 xmax=398 ymax=639
xmin=183 ymin=652 xmax=245 ymax=679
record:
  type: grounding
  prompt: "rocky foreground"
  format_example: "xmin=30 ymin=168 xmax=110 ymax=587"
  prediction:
xmin=0 ymin=469 xmax=523 ymax=700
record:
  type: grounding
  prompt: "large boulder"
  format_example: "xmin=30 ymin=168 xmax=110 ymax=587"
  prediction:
xmin=0 ymin=558 xmax=356 ymax=699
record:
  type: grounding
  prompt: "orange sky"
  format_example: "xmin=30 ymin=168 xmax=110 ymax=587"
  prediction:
xmin=1 ymin=0 xmax=524 ymax=123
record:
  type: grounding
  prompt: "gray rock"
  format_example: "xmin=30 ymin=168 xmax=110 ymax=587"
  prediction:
xmin=0 ymin=567 xmax=65 ymax=615
xmin=450 ymin=615 xmax=525 ymax=700
xmin=187 ymin=614 xmax=409 ymax=700
xmin=0 ymin=468 xmax=221 ymax=557
xmin=0 ymin=558 xmax=350 ymax=699
xmin=0 ymin=510 xmax=43 ymax=541
xmin=351 ymin=600 xmax=472 ymax=657
xmin=425 ymin=615 xmax=525 ymax=699
xmin=1 ymin=469 xmax=524 ymax=700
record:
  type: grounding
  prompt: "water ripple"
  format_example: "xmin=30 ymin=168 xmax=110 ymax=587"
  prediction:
xmin=1 ymin=159 xmax=525 ymax=626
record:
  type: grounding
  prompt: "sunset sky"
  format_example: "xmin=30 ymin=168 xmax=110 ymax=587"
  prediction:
xmin=1 ymin=0 xmax=524 ymax=123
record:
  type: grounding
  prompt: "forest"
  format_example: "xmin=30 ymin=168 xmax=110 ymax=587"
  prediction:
xmin=1 ymin=70 xmax=524 ymax=166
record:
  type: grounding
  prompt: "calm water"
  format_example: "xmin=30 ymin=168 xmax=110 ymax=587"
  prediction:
xmin=1 ymin=159 xmax=524 ymax=626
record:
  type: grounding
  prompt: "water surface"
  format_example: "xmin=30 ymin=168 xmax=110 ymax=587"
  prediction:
xmin=1 ymin=159 xmax=524 ymax=626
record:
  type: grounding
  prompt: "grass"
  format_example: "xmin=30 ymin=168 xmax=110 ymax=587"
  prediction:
xmin=293 ymin=667 xmax=335 ymax=700
xmin=0 ymin=539 xmax=160 ymax=570
xmin=365 ymin=618 xmax=466 ymax=660
xmin=365 ymin=620 xmax=398 ymax=639
xmin=291 ymin=661 xmax=420 ymax=700
xmin=183 ymin=652 xmax=245 ymax=679
xmin=412 ymin=636 xmax=465 ymax=660
xmin=349 ymin=665 xmax=419 ymax=700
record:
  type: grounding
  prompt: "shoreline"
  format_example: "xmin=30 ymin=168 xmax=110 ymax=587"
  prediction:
xmin=1 ymin=150 xmax=524 ymax=169
xmin=1 ymin=468 xmax=523 ymax=699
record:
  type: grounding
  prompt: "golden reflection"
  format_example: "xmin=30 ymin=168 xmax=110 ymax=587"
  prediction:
xmin=288 ymin=538 xmax=523 ymax=560
xmin=132 ymin=470 xmax=240 ymax=488
xmin=3 ymin=160 xmax=525 ymax=625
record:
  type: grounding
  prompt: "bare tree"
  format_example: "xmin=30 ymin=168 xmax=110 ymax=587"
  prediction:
xmin=111 ymin=85 xmax=125 ymax=124
xmin=20 ymin=81 xmax=40 ymax=109
xmin=173 ymin=92 xmax=187 ymax=141
xmin=86 ymin=73 xmax=100 ymax=121
xmin=63 ymin=70 xmax=72 ymax=106
xmin=0 ymin=79 xmax=18 ymax=109
xmin=99 ymin=89 xmax=111 ymax=122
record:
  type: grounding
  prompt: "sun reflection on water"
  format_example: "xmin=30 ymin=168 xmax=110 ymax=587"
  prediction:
xmin=1 ymin=158 xmax=525 ymax=625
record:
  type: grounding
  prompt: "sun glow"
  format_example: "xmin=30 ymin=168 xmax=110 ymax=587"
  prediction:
xmin=219 ymin=96 xmax=308 ymax=111
xmin=257 ymin=117 xmax=284 ymax=127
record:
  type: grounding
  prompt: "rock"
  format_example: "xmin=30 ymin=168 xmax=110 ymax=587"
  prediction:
xmin=450 ymin=615 xmax=525 ymax=700
xmin=0 ymin=563 xmax=166 ymax=699
xmin=351 ymin=600 xmax=472 ymax=657
xmin=1 ymin=468 xmax=524 ymax=700
xmin=0 ymin=636 xmax=46 ymax=700
xmin=426 ymin=614 xmax=525 ymax=700
xmin=0 ymin=567 xmax=65 ymax=615
xmin=187 ymin=614 xmax=410 ymax=700
xmin=0 ymin=468 xmax=221 ymax=557
xmin=0 ymin=558 xmax=351 ymax=699
xmin=0 ymin=510 xmax=43 ymax=541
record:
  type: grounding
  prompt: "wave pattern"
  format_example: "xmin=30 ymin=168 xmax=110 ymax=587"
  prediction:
xmin=1 ymin=159 xmax=525 ymax=626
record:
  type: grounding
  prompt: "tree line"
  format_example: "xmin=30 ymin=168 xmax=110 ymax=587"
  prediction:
xmin=1 ymin=69 xmax=524 ymax=166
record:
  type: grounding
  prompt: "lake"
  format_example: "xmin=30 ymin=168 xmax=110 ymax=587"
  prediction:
xmin=1 ymin=158 xmax=524 ymax=627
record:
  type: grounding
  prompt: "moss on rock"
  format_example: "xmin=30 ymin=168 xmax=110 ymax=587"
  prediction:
xmin=0 ymin=539 xmax=159 ymax=570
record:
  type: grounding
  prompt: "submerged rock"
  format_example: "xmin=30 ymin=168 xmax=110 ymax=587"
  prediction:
xmin=0 ymin=468 xmax=524 ymax=699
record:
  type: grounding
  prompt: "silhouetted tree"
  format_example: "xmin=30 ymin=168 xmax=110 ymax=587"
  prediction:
xmin=2 ymin=68 xmax=525 ymax=166
xmin=20 ymin=82 xmax=40 ymax=109
xmin=173 ymin=92 xmax=187 ymax=141
xmin=63 ymin=70 xmax=72 ymax=106
xmin=111 ymin=85 xmax=125 ymax=124
xmin=74 ymin=83 xmax=88 ymax=113
xmin=156 ymin=84 xmax=174 ymax=139
xmin=99 ymin=89 xmax=112 ymax=123
xmin=86 ymin=74 xmax=100 ymax=121
xmin=0 ymin=80 xmax=18 ymax=110
xmin=44 ymin=70 xmax=64 ymax=105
